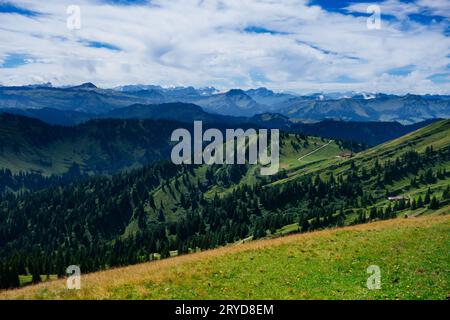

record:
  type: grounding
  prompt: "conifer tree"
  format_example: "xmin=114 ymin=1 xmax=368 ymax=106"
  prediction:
xmin=411 ymin=198 xmax=417 ymax=210
xmin=157 ymin=209 xmax=166 ymax=222
xmin=428 ymin=196 xmax=439 ymax=210
xmin=301 ymin=218 xmax=310 ymax=232
xmin=369 ymin=207 xmax=377 ymax=220
xmin=424 ymin=188 xmax=431 ymax=204
xmin=31 ymin=270 xmax=41 ymax=284
xmin=442 ymin=185 xmax=450 ymax=200
xmin=417 ymin=196 xmax=424 ymax=207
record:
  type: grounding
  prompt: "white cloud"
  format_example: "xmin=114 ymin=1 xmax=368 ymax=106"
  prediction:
xmin=346 ymin=0 xmax=420 ymax=20
xmin=416 ymin=0 xmax=450 ymax=19
xmin=0 ymin=0 xmax=449 ymax=94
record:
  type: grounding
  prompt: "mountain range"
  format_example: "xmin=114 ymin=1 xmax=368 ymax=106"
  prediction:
xmin=0 ymin=105 xmax=439 ymax=146
xmin=0 ymin=83 xmax=449 ymax=123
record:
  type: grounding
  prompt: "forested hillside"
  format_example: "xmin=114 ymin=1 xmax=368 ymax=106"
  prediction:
xmin=0 ymin=120 xmax=449 ymax=289
xmin=0 ymin=114 xmax=182 ymax=176
xmin=0 ymin=114 xmax=361 ymax=193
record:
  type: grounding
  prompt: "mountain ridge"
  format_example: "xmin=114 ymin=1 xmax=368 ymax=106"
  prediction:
xmin=1 ymin=84 xmax=449 ymax=123
xmin=0 ymin=107 xmax=441 ymax=146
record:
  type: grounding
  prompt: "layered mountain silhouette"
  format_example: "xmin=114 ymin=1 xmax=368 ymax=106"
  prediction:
xmin=1 ymin=83 xmax=449 ymax=123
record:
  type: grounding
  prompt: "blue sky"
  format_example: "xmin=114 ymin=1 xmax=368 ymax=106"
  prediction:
xmin=0 ymin=53 xmax=33 ymax=68
xmin=0 ymin=1 xmax=41 ymax=16
xmin=0 ymin=0 xmax=449 ymax=94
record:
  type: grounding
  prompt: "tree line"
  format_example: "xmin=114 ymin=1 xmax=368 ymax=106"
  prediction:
xmin=0 ymin=142 xmax=449 ymax=289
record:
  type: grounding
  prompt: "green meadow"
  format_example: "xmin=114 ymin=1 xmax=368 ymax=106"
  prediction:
xmin=1 ymin=214 xmax=448 ymax=300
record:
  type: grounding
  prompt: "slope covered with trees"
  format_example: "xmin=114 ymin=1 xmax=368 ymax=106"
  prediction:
xmin=0 ymin=114 xmax=183 ymax=176
xmin=0 ymin=120 xmax=449 ymax=290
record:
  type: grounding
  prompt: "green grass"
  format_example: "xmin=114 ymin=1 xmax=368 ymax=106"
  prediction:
xmin=2 ymin=214 xmax=448 ymax=300
xmin=128 ymin=120 xmax=450 ymax=242
xmin=279 ymin=136 xmax=344 ymax=170
xmin=274 ymin=223 xmax=299 ymax=236
xmin=285 ymin=119 xmax=450 ymax=178
xmin=19 ymin=275 xmax=58 ymax=287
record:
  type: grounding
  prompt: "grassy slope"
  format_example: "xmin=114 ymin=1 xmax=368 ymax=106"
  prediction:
xmin=137 ymin=133 xmax=350 ymax=226
xmin=273 ymin=120 xmax=450 ymax=209
xmin=124 ymin=120 xmax=450 ymax=239
xmin=279 ymin=119 xmax=450 ymax=182
xmin=93 ymin=133 xmax=328 ymax=234
xmin=0 ymin=116 xmax=345 ymax=177
xmin=1 ymin=214 xmax=448 ymax=300
xmin=145 ymin=120 xmax=450 ymax=230
xmin=0 ymin=115 xmax=177 ymax=175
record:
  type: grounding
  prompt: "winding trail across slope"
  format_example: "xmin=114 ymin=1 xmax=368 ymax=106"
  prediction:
xmin=298 ymin=139 xmax=334 ymax=161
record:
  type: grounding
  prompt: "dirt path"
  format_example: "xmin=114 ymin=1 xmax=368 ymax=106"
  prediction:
xmin=298 ymin=140 xmax=333 ymax=161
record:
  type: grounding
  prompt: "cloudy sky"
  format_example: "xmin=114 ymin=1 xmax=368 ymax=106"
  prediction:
xmin=0 ymin=0 xmax=449 ymax=94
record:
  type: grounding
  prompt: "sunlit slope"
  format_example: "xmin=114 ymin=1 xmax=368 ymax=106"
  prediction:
xmin=279 ymin=119 xmax=450 ymax=182
xmin=135 ymin=133 xmax=351 ymax=225
xmin=0 ymin=113 xmax=350 ymax=176
xmin=354 ymin=119 xmax=450 ymax=161
xmin=1 ymin=214 xmax=448 ymax=300
xmin=128 ymin=120 xmax=450 ymax=230
xmin=0 ymin=114 xmax=180 ymax=175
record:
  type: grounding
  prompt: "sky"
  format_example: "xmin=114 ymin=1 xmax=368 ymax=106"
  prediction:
xmin=0 ymin=0 xmax=449 ymax=94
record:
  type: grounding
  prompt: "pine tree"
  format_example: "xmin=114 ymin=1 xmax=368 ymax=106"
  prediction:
xmin=410 ymin=198 xmax=417 ymax=210
xmin=424 ymin=188 xmax=431 ymax=204
xmin=369 ymin=207 xmax=377 ymax=220
xmin=31 ymin=271 xmax=41 ymax=284
xmin=356 ymin=209 xmax=365 ymax=223
xmin=10 ymin=269 xmax=20 ymax=288
xmin=417 ymin=196 xmax=424 ymax=208
xmin=442 ymin=185 xmax=450 ymax=200
xmin=148 ymin=195 xmax=156 ymax=209
xmin=0 ymin=263 xmax=5 ymax=289
xmin=301 ymin=218 xmax=310 ymax=232
xmin=428 ymin=196 xmax=439 ymax=210
xmin=253 ymin=221 xmax=266 ymax=239
xmin=157 ymin=209 xmax=165 ymax=222
xmin=382 ymin=203 xmax=391 ymax=220
xmin=410 ymin=177 xmax=418 ymax=188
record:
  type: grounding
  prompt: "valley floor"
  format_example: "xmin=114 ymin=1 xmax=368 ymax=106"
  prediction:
xmin=1 ymin=212 xmax=449 ymax=300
